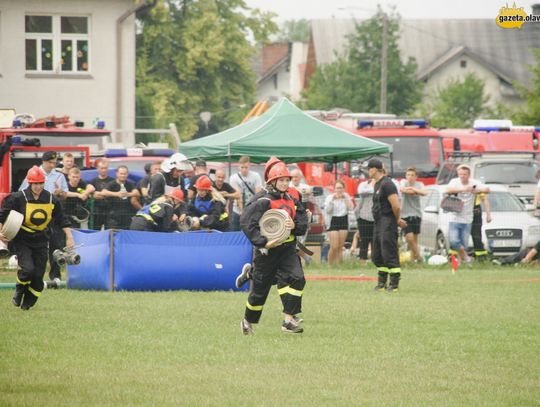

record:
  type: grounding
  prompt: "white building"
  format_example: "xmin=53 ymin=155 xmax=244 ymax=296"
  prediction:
xmin=0 ymin=0 xmax=143 ymax=144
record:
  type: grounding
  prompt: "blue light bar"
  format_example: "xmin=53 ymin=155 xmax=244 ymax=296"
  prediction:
xmin=358 ymin=119 xmax=427 ymax=129
xmin=12 ymin=119 xmax=22 ymax=128
xmin=96 ymin=120 xmax=105 ymax=129
xmin=473 ymin=127 xmax=510 ymax=132
xmin=104 ymin=149 xmax=128 ymax=158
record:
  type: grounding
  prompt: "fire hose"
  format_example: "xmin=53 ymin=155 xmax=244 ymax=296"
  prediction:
xmin=259 ymin=209 xmax=313 ymax=256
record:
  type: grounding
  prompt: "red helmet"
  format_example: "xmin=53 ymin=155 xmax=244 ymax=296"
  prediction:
xmin=195 ymin=175 xmax=213 ymax=191
xmin=27 ymin=166 xmax=45 ymax=183
xmin=264 ymin=156 xmax=282 ymax=182
xmin=266 ymin=162 xmax=290 ymax=184
xmin=167 ymin=188 xmax=184 ymax=202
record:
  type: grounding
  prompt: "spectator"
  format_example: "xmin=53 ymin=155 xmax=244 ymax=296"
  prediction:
xmin=229 ymin=155 xmax=262 ymax=231
xmin=187 ymin=175 xmax=229 ymax=231
xmin=89 ymin=158 xmax=114 ymax=231
xmin=472 ymin=192 xmax=492 ymax=260
xmin=101 ymin=166 xmax=141 ymax=230
xmin=213 ymin=169 xmax=240 ymax=213
xmin=64 ymin=167 xmax=95 ymax=228
xmin=324 ymin=180 xmax=354 ymax=264
xmin=369 ymin=159 xmax=407 ymax=292
xmin=19 ymin=151 xmax=68 ymax=282
xmin=130 ymin=189 xmax=186 ymax=232
xmin=61 ymin=153 xmax=76 ymax=180
xmin=139 ymin=161 xmax=161 ymax=205
xmin=355 ymin=178 xmax=376 ymax=264
xmin=399 ymin=167 xmax=427 ymax=262
xmin=148 ymin=153 xmax=192 ymax=201
xmin=493 ymin=241 xmax=540 ymax=266
xmin=188 ymin=159 xmax=208 ymax=200
xmin=445 ymin=164 xmax=490 ymax=264
xmin=289 ymin=168 xmax=311 ymax=203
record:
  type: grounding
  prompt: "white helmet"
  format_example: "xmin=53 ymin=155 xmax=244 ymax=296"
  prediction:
xmin=427 ymin=254 xmax=448 ymax=266
xmin=162 ymin=153 xmax=193 ymax=173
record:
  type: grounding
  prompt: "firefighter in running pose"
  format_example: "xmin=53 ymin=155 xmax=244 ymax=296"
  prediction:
xmin=129 ymin=188 xmax=186 ymax=232
xmin=0 ymin=166 xmax=74 ymax=310
xmin=368 ymin=159 xmax=407 ymax=292
xmin=239 ymin=157 xmax=309 ymax=335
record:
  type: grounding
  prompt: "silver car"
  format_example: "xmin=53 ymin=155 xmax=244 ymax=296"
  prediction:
xmin=418 ymin=185 xmax=540 ymax=257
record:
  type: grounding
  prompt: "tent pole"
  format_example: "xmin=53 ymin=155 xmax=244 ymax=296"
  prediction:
xmin=390 ymin=152 xmax=394 ymax=177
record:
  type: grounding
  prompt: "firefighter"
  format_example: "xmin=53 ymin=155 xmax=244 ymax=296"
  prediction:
xmin=239 ymin=157 xmax=309 ymax=335
xmin=0 ymin=166 xmax=73 ymax=310
xmin=471 ymin=192 xmax=492 ymax=260
xmin=129 ymin=189 xmax=187 ymax=232
xmin=368 ymin=159 xmax=407 ymax=293
xmin=187 ymin=175 xmax=229 ymax=232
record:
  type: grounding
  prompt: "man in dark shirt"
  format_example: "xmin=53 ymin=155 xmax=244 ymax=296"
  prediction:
xmin=148 ymin=153 xmax=191 ymax=201
xmin=64 ymin=167 xmax=95 ymax=228
xmin=369 ymin=159 xmax=407 ymax=292
xmin=213 ymin=169 xmax=240 ymax=213
xmin=89 ymin=158 xmax=114 ymax=230
xmin=188 ymin=159 xmax=208 ymax=201
xmin=102 ymin=166 xmax=141 ymax=230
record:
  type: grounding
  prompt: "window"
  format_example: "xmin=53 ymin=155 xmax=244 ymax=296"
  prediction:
xmin=460 ymin=60 xmax=467 ymax=68
xmin=25 ymin=15 xmax=90 ymax=73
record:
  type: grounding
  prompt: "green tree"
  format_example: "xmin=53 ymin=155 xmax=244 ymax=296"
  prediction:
xmin=275 ymin=19 xmax=310 ymax=43
xmin=302 ymin=7 xmax=422 ymax=115
xmin=512 ymin=49 xmax=540 ymax=125
xmin=136 ymin=0 xmax=277 ymax=141
xmin=424 ymin=73 xmax=489 ymax=128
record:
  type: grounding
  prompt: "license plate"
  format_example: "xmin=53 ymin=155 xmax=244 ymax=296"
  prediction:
xmin=489 ymin=239 xmax=521 ymax=248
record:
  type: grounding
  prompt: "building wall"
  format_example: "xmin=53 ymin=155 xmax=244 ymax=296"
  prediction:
xmin=256 ymin=63 xmax=291 ymax=102
xmin=421 ymin=55 xmax=521 ymax=110
xmin=0 ymin=0 xmax=135 ymax=144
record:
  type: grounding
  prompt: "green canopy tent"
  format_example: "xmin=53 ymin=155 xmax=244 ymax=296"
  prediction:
xmin=179 ymin=98 xmax=391 ymax=164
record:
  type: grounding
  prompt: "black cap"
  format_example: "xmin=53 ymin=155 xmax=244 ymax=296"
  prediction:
xmin=42 ymin=151 xmax=57 ymax=162
xmin=195 ymin=159 xmax=207 ymax=168
xmin=367 ymin=158 xmax=383 ymax=170
xmin=144 ymin=163 xmax=152 ymax=174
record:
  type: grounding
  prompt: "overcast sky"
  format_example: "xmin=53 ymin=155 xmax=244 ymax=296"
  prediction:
xmin=245 ymin=0 xmax=540 ymax=21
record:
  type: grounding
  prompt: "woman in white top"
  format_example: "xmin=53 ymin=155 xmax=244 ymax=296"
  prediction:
xmin=324 ymin=180 xmax=354 ymax=264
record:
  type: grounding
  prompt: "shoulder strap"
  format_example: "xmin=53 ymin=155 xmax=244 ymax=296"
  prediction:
xmin=238 ymin=174 xmax=255 ymax=195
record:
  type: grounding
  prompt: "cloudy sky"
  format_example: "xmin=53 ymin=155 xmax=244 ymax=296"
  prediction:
xmin=245 ymin=0 xmax=539 ymax=21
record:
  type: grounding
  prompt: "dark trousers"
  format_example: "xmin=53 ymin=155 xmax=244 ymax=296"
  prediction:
xmin=372 ymin=215 xmax=400 ymax=271
xmin=14 ymin=241 xmax=49 ymax=308
xmin=48 ymin=225 xmax=65 ymax=280
xmin=472 ymin=206 xmax=487 ymax=256
xmin=244 ymin=243 xmax=306 ymax=324
xmin=357 ymin=217 xmax=374 ymax=260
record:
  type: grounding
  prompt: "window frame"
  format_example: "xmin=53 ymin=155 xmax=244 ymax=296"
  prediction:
xmin=25 ymin=14 xmax=91 ymax=75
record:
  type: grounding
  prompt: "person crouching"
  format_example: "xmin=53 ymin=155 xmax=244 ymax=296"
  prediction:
xmin=239 ymin=157 xmax=309 ymax=335
xmin=187 ymin=175 xmax=229 ymax=232
xmin=130 ymin=188 xmax=186 ymax=232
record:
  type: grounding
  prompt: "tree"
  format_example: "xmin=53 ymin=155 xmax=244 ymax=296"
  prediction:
xmin=275 ymin=19 xmax=310 ymax=43
xmin=423 ymin=73 xmax=489 ymax=128
xmin=136 ymin=0 xmax=277 ymax=141
xmin=302 ymin=7 xmax=422 ymax=115
xmin=512 ymin=49 xmax=540 ymax=125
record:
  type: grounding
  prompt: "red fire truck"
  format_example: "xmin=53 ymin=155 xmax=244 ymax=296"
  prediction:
xmin=299 ymin=115 xmax=446 ymax=195
xmin=0 ymin=113 xmax=111 ymax=204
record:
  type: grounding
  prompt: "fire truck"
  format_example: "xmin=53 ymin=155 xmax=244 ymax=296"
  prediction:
xmin=0 ymin=112 xmax=112 ymax=205
xmin=300 ymin=114 xmax=446 ymax=195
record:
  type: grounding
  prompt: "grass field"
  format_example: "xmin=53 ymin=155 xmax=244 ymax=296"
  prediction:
xmin=1 ymin=263 xmax=539 ymax=406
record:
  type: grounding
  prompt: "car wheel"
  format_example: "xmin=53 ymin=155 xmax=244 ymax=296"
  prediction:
xmin=436 ymin=232 xmax=448 ymax=256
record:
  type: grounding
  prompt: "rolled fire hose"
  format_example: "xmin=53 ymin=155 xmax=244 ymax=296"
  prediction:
xmin=1 ymin=210 xmax=24 ymax=241
xmin=259 ymin=209 xmax=291 ymax=244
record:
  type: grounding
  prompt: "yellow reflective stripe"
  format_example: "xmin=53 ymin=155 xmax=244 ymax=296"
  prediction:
xmin=219 ymin=212 xmax=228 ymax=221
xmin=277 ymin=286 xmax=303 ymax=297
xmin=16 ymin=277 xmax=30 ymax=285
xmin=283 ymin=234 xmax=294 ymax=243
xmin=246 ymin=301 xmax=263 ymax=311
xmin=378 ymin=267 xmax=389 ymax=272
xmin=27 ymin=286 xmax=41 ymax=297
xmin=475 ymin=250 xmax=488 ymax=255
xmin=388 ymin=268 xmax=401 ymax=274
xmin=20 ymin=225 xmax=36 ymax=233
xmin=137 ymin=213 xmax=156 ymax=224
xmin=449 ymin=249 xmax=459 ymax=255
xmin=149 ymin=204 xmax=161 ymax=214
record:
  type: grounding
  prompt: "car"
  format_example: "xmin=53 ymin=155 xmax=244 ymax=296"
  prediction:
xmin=417 ymin=184 xmax=540 ymax=257
xmin=436 ymin=152 xmax=540 ymax=203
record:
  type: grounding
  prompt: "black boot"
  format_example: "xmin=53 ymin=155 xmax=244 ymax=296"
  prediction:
xmin=20 ymin=292 xmax=38 ymax=310
xmin=11 ymin=284 xmax=26 ymax=307
xmin=374 ymin=271 xmax=388 ymax=291
xmin=387 ymin=273 xmax=401 ymax=293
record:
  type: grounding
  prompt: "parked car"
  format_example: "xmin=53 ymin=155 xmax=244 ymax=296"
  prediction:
xmin=418 ymin=185 xmax=540 ymax=257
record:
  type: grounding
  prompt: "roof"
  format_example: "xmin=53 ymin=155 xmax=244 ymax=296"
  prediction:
xmin=258 ymin=43 xmax=290 ymax=81
xmin=311 ymin=19 xmax=540 ymax=87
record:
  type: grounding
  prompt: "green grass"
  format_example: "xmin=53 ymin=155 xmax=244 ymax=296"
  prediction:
xmin=0 ymin=263 xmax=539 ymax=406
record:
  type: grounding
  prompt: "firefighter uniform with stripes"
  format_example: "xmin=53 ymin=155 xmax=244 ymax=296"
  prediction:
xmin=0 ymin=166 xmax=73 ymax=310
xmin=240 ymin=157 xmax=308 ymax=334
xmin=130 ymin=189 xmax=186 ymax=232
xmin=187 ymin=175 xmax=229 ymax=232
